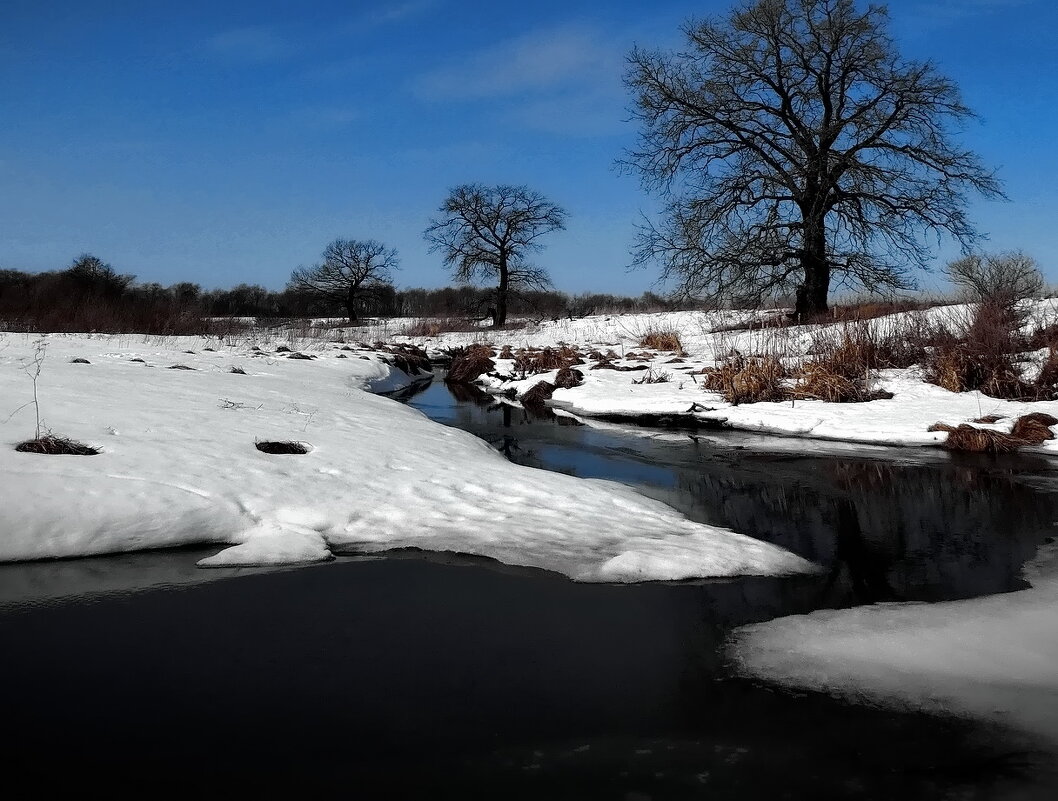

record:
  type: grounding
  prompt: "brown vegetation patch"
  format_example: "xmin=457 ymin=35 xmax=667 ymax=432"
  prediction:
xmin=403 ymin=317 xmax=484 ymax=337
xmin=927 ymin=423 xmax=1023 ymax=453
xmin=639 ymin=331 xmax=683 ymax=351
xmin=512 ymin=345 xmax=583 ymax=376
xmin=229 ymin=366 xmax=247 ymax=374
xmin=972 ymin=414 xmax=1005 ymax=424
xmin=703 ymin=355 xmax=789 ymax=405
xmin=1011 ymin=412 xmax=1058 ymax=444
xmin=446 ymin=345 xmax=496 ymax=384
xmin=929 ymin=413 xmax=1058 ymax=452
xmin=168 ymin=364 xmax=195 ymax=370
xmin=793 ymin=362 xmax=893 ymax=403
xmin=70 ymin=357 xmax=91 ymax=364
xmin=520 ymin=381 xmax=556 ymax=405
xmin=632 ymin=368 xmax=671 ymax=385
xmin=554 ymin=367 xmax=584 ymax=389
xmin=16 ymin=435 xmax=100 ymax=456
xmin=255 ymin=440 xmax=312 ymax=455
xmin=286 ymin=352 xmax=316 ymax=360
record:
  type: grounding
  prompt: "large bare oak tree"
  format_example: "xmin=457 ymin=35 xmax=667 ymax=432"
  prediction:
xmin=288 ymin=239 xmax=398 ymax=322
xmin=424 ymin=184 xmax=567 ymax=328
xmin=626 ymin=0 xmax=1003 ymax=318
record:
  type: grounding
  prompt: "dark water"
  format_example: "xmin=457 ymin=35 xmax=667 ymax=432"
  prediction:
xmin=2 ymin=376 xmax=1057 ymax=797
xmin=409 ymin=378 xmax=1058 ymax=607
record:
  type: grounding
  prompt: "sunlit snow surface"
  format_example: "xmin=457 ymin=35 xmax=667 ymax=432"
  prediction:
xmin=730 ymin=543 xmax=1058 ymax=747
xmin=0 ymin=332 xmax=813 ymax=579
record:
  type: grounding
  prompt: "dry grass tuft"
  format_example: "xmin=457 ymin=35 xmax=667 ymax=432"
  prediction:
xmin=255 ymin=440 xmax=311 ymax=455
xmin=1011 ymin=412 xmax=1058 ymax=444
xmin=168 ymin=364 xmax=195 ymax=370
xmin=927 ymin=423 xmax=1024 ymax=453
xmin=639 ymin=330 xmax=683 ymax=352
xmin=16 ymin=435 xmax=100 ymax=455
xmin=229 ymin=366 xmax=247 ymax=374
xmin=512 ymin=345 xmax=583 ymax=376
xmin=70 ymin=357 xmax=91 ymax=364
xmin=702 ymin=355 xmax=789 ymax=405
xmin=794 ymin=363 xmax=891 ymax=403
xmin=632 ymin=368 xmax=672 ymax=385
xmin=520 ymin=380 xmax=556 ymax=405
xmin=286 ymin=352 xmax=316 ymax=360
xmin=554 ymin=367 xmax=584 ymax=389
xmin=446 ymin=345 xmax=496 ymax=384
xmin=972 ymin=414 xmax=1005 ymax=424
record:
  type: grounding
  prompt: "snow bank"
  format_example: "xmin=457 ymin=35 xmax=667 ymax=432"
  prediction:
xmin=0 ymin=332 xmax=813 ymax=580
xmin=729 ymin=542 xmax=1058 ymax=746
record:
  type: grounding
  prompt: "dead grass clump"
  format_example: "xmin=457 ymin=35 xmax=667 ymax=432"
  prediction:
xmin=16 ymin=435 xmax=100 ymax=455
xmin=446 ymin=345 xmax=496 ymax=384
xmin=255 ymin=440 xmax=311 ymax=455
xmin=639 ymin=330 xmax=682 ymax=351
xmin=794 ymin=363 xmax=892 ymax=403
xmin=286 ymin=352 xmax=315 ymax=360
xmin=70 ymin=357 xmax=91 ymax=364
xmin=554 ymin=367 xmax=584 ymax=389
xmin=703 ymin=356 xmax=789 ymax=405
xmin=512 ymin=346 xmax=583 ymax=376
xmin=520 ymin=380 xmax=556 ymax=405
xmin=927 ymin=423 xmax=1023 ymax=453
xmin=1011 ymin=412 xmax=1058 ymax=444
xmin=972 ymin=414 xmax=1005 ymax=424
xmin=229 ymin=366 xmax=247 ymax=374
xmin=1034 ymin=349 xmax=1058 ymax=400
xmin=168 ymin=364 xmax=195 ymax=370
xmin=376 ymin=343 xmax=431 ymax=375
xmin=926 ymin=301 xmax=1034 ymax=399
xmin=632 ymin=368 xmax=671 ymax=385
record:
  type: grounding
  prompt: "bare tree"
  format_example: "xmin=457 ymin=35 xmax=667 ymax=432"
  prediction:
xmin=424 ymin=184 xmax=567 ymax=327
xmin=625 ymin=0 xmax=1003 ymax=319
xmin=288 ymin=239 xmax=398 ymax=323
xmin=945 ymin=251 xmax=1044 ymax=308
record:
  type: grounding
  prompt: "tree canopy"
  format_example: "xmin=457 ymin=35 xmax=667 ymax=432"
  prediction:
xmin=288 ymin=239 xmax=398 ymax=322
xmin=625 ymin=0 xmax=1003 ymax=318
xmin=424 ymin=183 xmax=567 ymax=327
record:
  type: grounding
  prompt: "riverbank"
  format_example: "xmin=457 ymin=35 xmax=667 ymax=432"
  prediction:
xmin=0 ymin=331 xmax=812 ymax=578
xmin=380 ymin=302 xmax=1058 ymax=454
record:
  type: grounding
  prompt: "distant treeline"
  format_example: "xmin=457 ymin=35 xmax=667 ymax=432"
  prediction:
xmin=0 ymin=259 xmax=683 ymax=334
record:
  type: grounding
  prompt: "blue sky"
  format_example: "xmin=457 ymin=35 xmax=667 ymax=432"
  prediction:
xmin=2 ymin=0 xmax=1056 ymax=294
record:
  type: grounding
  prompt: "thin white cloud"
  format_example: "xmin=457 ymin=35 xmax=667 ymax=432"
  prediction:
xmin=204 ymin=26 xmax=292 ymax=63
xmin=367 ymin=0 xmax=440 ymax=26
xmin=413 ymin=24 xmax=621 ymax=101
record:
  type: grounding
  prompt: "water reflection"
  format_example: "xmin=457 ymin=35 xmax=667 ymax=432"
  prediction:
xmin=408 ymin=375 xmax=1058 ymax=606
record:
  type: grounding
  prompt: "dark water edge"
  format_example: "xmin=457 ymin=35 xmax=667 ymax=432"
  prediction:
xmin=0 ymin=554 xmax=1051 ymax=799
xmin=2 ymin=375 xmax=1058 ymax=797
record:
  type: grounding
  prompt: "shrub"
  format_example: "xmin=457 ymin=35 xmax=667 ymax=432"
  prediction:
xmin=924 ymin=301 xmax=1035 ymax=399
xmin=927 ymin=423 xmax=1023 ymax=453
xmin=944 ymin=251 xmax=1043 ymax=310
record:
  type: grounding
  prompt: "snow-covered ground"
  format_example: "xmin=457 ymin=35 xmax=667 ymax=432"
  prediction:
xmin=378 ymin=300 xmax=1058 ymax=452
xmin=0 ymin=331 xmax=814 ymax=579
xmin=729 ymin=541 xmax=1058 ymax=749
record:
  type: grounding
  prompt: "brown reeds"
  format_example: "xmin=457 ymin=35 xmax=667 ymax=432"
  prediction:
xmin=520 ymin=381 xmax=556 ymax=405
xmin=929 ymin=413 xmax=1058 ymax=452
xmin=639 ymin=331 xmax=683 ymax=351
xmin=255 ymin=440 xmax=312 ymax=454
xmin=702 ymin=355 xmax=789 ymax=405
xmin=446 ymin=345 xmax=496 ymax=384
xmin=554 ymin=367 xmax=584 ymax=389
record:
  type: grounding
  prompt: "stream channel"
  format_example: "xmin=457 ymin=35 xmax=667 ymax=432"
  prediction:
xmin=1 ymin=373 xmax=1057 ymax=798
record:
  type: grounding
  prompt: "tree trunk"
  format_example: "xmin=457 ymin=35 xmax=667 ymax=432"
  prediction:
xmin=494 ymin=257 xmax=509 ymax=328
xmin=794 ymin=218 xmax=830 ymax=320
xmin=346 ymin=286 xmax=359 ymax=323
